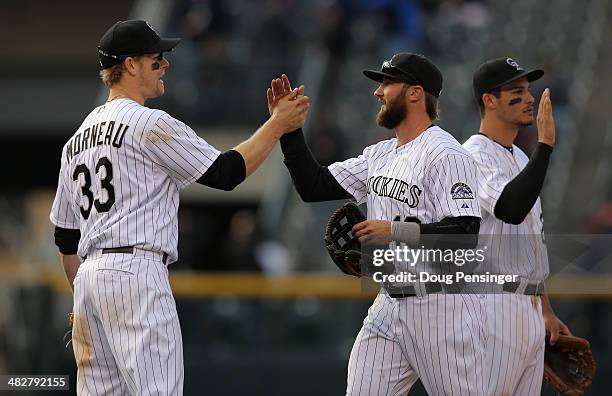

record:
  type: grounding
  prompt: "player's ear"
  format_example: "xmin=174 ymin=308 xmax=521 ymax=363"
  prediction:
xmin=123 ymin=57 xmax=139 ymax=77
xmin=482 ymin=93 xmax=497 ymax=111
xmin=408 ymin=85 xmax=424 ymax=103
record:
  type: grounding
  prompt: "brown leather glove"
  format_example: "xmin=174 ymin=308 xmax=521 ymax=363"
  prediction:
xmin=544 ymin=334 xmax=596 ymax=396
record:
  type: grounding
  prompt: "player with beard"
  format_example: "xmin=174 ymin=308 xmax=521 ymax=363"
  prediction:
xmin=268 ymin=53 xmax=488 ymax=395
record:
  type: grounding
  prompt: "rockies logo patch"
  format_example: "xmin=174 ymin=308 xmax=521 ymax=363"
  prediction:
xmin=506 ymin=58 xmax=524 ymax=71
xmin=450 ymin=183 xmax=474 ymax=199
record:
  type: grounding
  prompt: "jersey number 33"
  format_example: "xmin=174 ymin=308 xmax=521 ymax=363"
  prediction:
xmin=73 ymin=156 xmax=115 ymax=219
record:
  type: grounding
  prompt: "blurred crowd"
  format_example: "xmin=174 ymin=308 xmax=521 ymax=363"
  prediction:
xmin=160 ymin=0 xmax=488 ymax=124
xmin=0 ymin=0 xmax=607 ymax=273
xmin=0 ymin=2 xmax=611 ymax=393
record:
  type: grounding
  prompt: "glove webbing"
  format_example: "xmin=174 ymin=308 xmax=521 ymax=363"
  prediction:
xmin=329 ymin=217 xmax=355 ymax=249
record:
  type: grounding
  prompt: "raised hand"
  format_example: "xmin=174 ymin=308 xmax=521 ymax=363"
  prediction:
xmin=267 ymin=74 xmax=302 ymax=116
xmin=537 ymin=88 xmax=555 ymax=147
xmin=270 ymin=87 xmax=310 ymax=133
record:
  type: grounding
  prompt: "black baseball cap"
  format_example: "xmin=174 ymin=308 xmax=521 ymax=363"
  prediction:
xmin=363 ymin=53 xmax=443 ymax=97
xmin=98 ymin=20 xmax=180 ymax=69
xmin=473 ymin=57 xmax=544 ymax=101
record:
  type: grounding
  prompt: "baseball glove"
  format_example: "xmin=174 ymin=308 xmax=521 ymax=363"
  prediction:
xmin=544 ymin=334 xmax=596 ymax=396
xmin=324 ymin=202 xmax=366 ymax=277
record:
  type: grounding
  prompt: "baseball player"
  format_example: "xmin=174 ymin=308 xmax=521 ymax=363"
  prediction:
xmin=463 ymin=57 xmax=571 ymax=395
xmin=50 ymin=20 xmax=309 ymax=395
xmin=268 ymin=54 xmax=487 ymax=395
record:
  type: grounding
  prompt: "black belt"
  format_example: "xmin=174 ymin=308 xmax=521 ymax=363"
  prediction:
xmin=100 ymin=246 xmax=169 ymax=264
xmin=102 ymin=247 xmax=134 ymax=254
xmin=502 ymin=281 xmax=545 ymax=295
xmin=387 ymin=282 xmax=443 ymax=298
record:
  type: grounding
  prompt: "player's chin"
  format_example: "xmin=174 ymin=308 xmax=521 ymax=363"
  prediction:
xmin=519 ymin=114 xmax=534 ymax=126
xmin=155 ymin=81 xmax=166 ymax=96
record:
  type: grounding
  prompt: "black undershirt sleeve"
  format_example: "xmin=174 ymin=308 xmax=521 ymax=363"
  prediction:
xmin=494 ymin=143 xmax=553 ymax=224
xmin=420 ymin=216 xmax=481 ymax=235
xmin=196 ymin=150 xmax=246 ymax=191
xmin=280 ymin=129 xmax=352 ymax=202
xmin=420 ymin=216 xmax=481 ymax=250
xmin=54 ymin=226 xmax=81 ymax=255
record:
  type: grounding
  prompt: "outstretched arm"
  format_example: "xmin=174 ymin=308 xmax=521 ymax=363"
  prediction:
xmin=280 ymin=129 xmax=352 ymax=202
xmin=269 ymin=75 xmax=352 ymax=202
xmin=196 ymin=88 xmax=310 ymax=191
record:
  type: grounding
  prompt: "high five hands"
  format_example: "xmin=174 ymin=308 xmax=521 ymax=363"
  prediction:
xmin=267 ymin=74 xmax=305 ymax=120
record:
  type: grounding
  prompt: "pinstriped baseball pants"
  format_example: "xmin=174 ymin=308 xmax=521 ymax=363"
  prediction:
xmin=346 ymin=292 xmax=488 ymax=396
xmin=71 ymin=250 xmax=184 ymax=395
xmin=484 ymin=294 xmax=545 ymax=396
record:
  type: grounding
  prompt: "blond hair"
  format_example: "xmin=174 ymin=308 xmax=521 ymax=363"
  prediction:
xmin=99 ymin=63 xmax=126 ymax=88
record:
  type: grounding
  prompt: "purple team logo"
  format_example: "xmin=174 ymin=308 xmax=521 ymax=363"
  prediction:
xmin=450 ymin=182 xmax=474 ymax=199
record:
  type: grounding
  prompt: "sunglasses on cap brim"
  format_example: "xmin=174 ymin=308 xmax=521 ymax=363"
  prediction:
xmin=98 ymin=47 xmax=164 ymax=61
xmin=382 ymin=60 xmax=420 ymax=85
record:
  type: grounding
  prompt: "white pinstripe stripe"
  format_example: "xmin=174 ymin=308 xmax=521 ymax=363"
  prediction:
xmin=347 ymin=294 xmax=418 ymax=396
xmin=333 ymin=126 xmax=486 ymax=395
xmin=463 ymin=134 xmax=548 ymax=281
xmin=50 ymin=97 xmax=215 ymax=394
xmin=484 ymin=294 xmax=545 ymax=395
xmin=50 ymin=99 xmax=220 ymax=264
xmin=71 ymin=254 xmax=183 ymax=395
xmin=464 ymin=134 xmax=549 ymax=395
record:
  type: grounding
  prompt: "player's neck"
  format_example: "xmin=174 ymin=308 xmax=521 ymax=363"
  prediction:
xmin=394 ymin=114 xmax=433 ymax=146
xmin=108 ymin=85 xmax=145 ymax=106
xmin=479 ymin=116 xmax=518 ymax=147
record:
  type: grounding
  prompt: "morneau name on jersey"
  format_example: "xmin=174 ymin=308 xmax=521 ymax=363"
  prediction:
xmin=65 ymin=121 xmax=129 ymax=162
xmin=366 ymin=175 xmax=422 ymax=207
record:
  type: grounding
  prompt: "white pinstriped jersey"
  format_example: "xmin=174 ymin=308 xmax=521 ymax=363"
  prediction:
xmin=50 ymin=98 xmax=220 ymax=263
xmin=463 ymin=134 xmax=549 ymax=281
xmin=329 ymin=126 xmax=480 ymax=222
xmin=331 ymin=126 xmax=488 ymax=396
xmin=329 ymin=126 xmax=481 ymax=278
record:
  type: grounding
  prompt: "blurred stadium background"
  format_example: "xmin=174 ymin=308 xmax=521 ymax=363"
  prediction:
xmin=1 ymin=0 xmax=611 ymax=394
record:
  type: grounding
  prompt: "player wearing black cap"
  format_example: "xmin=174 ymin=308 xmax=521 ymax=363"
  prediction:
xmin=50 ymin=19 xmax=310 ymax=395
xmin=267 ymin=53 xmax=487 ymax=395
xmin=463 ymin=57 xmax=572 ymax=395
xmin=97 ymin=20 xmax=181 ymax=69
